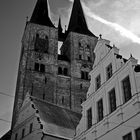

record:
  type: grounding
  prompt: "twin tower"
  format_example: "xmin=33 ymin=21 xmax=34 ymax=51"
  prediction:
xmin=12 ymin=0 xmax=98 ymax=128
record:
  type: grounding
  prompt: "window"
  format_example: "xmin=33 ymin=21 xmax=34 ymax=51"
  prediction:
xmin=106 ymin=63 xmax=112 ymax=80
xmin=108 ymin=88 xmax=117 ymax=113
xmin=95 ymin=75 xmax=101 ymax=91
xmin=35 ymin=34 xmax=48 ymax=53
xmin=22 ymin=128 xmax=25 ymax=138
xmin=62 ymin=96 xmax=64 ymax=105
xmin=135 ymin=127 xmax=140 ymax=140
xmin=40 ymin=64 xmax=45 ymax=72
xmin=34 ymin=63 xmax=39 ymax=71
xmin=58 ymin=67 xmax=63 ymax=75
xmin=81 ymin=71 xmax=89 ymax=80
xmin=123 ymin=132 xmax=132 ymax=140
xmin=64 ymin=68 xmax=68 ymax=76
xmin=88 ymin=56 xmax=91 ymax=61
xmin=34 ymin=63 xmax=45 ymax=73
xmin=29 ymin=123 xmax=33 ymax=133
xmin=122 ymin=76 xmax=132 ymax=103
xmin=80 ymin=84 xmax=83 ymax=89
xmin=79 ymin=55 xmax=82 ymax=60
xmin=87 ymin=108 xmax=92 ymax=129
xmin=15 ymin=133 xmax=18 ymax=140
xmin=43 ymin=93 xmax=45 ymax=100
xmin=97 ymin=99 xmax=103 ymax=122
xmin=58 ymin=67 xmax=68 ymax=76
xmin=40 ymin=124 xmax=43 ymax=129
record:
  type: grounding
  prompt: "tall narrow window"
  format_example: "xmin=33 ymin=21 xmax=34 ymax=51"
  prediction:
xmin=108 ymin=88 xmax=117 ymax=113
xmin=62 ymin=96 xmax=64 ymax=105
xmin=35 ymin=34 xmax=48 ymax=53
xmin=40 ymin=64 xmax=45 ymax=73
xmin=64 ymin=68 xmax=68 ymax=76
xmin=29 ymin=123 xmax=33 ymax=133
xmin=81 ymin=71 xmax=89 ymax=80
xmin=106 ymin=63 xmax=112 ymax=80
xmin=81 ymin=71 xmax=85 ymax=79
xmin=123 ymin=132 xmax=132 ymax=140
xmin=87 ymin=108 xmax=92 ymax=129
xmin=122 ymin=76 xmax=132 ymax=103
xmin=43 ymin=93 xmax=45 ymax=100
xmin=135 ymin=127 xmax=140 ymax=140
xmin=79 ymin=54 xmax=82 ymax=60
xmin=96 ymin=75 xmax=101 ymax=91
xmin=97 ymin=99 xmax=103 ymax=122
xmin=22 ymin=128 xmax=25 ymax=138
xmin=34 ymin=63 xmax=39 ymax=71
xmin=15 ymin=133 xmax=18 ymax=140
xmin=58 ymin=67 xmax=63 ymax=75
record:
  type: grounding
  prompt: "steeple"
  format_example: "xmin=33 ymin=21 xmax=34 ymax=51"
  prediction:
xmin=30 ymin=0 xmax=55 ymax=27
xmin=67 ymin=0 xmax=95 ymax=37
xmin=58 ymin=17 xmax=63 ymax=33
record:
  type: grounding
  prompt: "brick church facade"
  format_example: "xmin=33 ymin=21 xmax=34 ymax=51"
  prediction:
xmin=7 ymin=0 xmax=98 ymax=139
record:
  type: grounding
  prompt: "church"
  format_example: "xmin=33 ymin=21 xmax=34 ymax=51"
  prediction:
xmin=6 ymin=0 xmax=98 ymax=139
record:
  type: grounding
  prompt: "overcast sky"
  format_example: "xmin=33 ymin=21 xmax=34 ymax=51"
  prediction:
xmin=0 ymin=0 xmax=140 ymax=137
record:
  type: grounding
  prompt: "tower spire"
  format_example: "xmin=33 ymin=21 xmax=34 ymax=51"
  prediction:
xmin=58 ymin=16 xmax=63 ymax=33
xmin=30 ymin=0 xmax=55 ymax=27
xmin=67 ymin=0 xmax=95 ymax=37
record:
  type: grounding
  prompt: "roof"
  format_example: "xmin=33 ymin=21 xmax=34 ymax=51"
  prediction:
xmin=32 ymin=97 xmax=81 ymax=130
xmin=67 ymin=0 xmax=96 ymax=37
xmin=30 ymin=0 xmax=55 ymax=27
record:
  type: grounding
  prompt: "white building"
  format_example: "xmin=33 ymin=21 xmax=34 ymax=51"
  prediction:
xmin=74 ymin=37 xmax=140 ymax=140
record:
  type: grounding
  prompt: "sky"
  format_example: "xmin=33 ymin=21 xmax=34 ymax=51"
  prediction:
xmin=0 ymin=0 xmax=140 ymax=137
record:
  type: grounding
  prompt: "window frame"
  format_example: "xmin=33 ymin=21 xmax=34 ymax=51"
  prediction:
xmin=135 ymin=127 xmax=140 ymax=140
xmin=108 ymin=88 xmax=117 ymax=113
xmin=106 ymin=63 xmax=113 ymax=80
xmin=95 ymin=74 xmax=101 ymax=91
xmin=22 ymin=128 xmax=25 ymax=138
xmin=122 ymin=76 xmax=132 ymax=103
xmin=29 ymin=123 xmax=33 ymax=133
xmin=97 ymin=98 xmax=104 ymax=122
xmin=87 ymin=107 xmax=92 ymax=129
xmin=123 ymin=132 xmax=132 ymax=140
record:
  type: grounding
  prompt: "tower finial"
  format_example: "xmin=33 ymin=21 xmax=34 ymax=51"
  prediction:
xmin=99 ymin=34 xmax=102 ymax=39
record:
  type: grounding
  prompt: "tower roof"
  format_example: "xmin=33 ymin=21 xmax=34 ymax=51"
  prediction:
xmin=30 ymin=0 xmax=55 ymax=27
xmin=67 ymin=0 xmax=96 ymax=37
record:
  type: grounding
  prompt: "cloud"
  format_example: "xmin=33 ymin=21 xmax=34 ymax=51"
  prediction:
xmin=82 ymin=2 xmax=140 ymax=44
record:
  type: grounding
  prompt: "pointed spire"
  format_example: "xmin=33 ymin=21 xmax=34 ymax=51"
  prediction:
xmin=58 ymin=16 xmax=63 ymax=33
xmin=67 ymin=0 xmax=96 ymax=37
xmin=30 ymin=0 xmax=55 ymax=27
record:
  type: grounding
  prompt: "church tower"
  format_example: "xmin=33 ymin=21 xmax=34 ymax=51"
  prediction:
xmin=11 ymin=0 xmax=98 ymax=129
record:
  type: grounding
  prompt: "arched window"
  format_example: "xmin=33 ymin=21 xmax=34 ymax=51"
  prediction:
xmin=64 ymin=68 xmax=68 ymax=76
xmin=58 ymin=67 xmax=63 ymax=75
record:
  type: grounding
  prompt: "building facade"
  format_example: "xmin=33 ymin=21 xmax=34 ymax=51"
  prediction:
xmin=74 ymin=38 xmax=140 ymax=140
xmin=10 ymin=0 xmax=98 ymax=140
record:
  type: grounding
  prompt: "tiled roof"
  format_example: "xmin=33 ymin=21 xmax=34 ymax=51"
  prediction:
xmin=32 ymin=97 xmax=81 ymax=130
